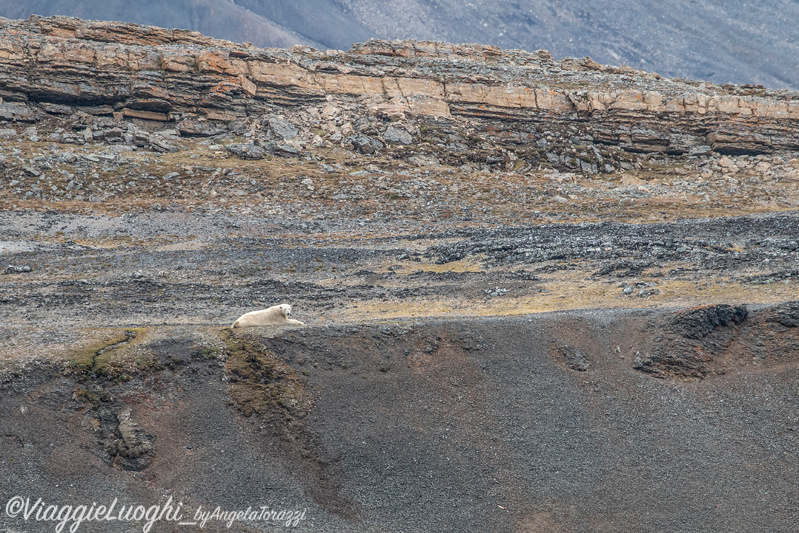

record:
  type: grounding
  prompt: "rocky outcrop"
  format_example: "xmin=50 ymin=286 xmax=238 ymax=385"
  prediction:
xmin=1 ymin=15 xmax=799 ymax=169
xmin=633 ymin=304 xmax=748 ymax=379
xmin=634 ymin=303 xmax=799 ymax=379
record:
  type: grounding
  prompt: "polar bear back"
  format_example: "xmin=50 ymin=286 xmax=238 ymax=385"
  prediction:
xmin=231 ymin=304 xmax=304 ymax=328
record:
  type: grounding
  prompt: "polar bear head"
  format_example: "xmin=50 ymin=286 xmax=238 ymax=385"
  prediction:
xmin=279 ymin=304 xmax=292 ymax=317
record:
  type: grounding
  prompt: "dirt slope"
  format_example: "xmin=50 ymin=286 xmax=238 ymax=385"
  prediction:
xmin=2 ymin=309 xmax=799 ymax=532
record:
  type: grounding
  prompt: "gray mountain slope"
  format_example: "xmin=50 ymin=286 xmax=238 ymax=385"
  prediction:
xmin=0 ymin=0 xmax=314 ymax=48
xmin=336 ymin=0 xmax=799 ymax=88
xmin=1 ymin=0 xmax=797 ymax=88
xmin=229 ymin=0 xmax=373 ymax=50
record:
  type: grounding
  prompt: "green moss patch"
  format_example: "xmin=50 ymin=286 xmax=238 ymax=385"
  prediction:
xmin=70 ymin=328 xmax=148 ymax=378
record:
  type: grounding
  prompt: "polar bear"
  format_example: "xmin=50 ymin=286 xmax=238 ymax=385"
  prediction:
xmin=231 ymin=304 xmax=305 ymax=328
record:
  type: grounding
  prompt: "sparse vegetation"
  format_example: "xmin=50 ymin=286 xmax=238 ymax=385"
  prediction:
xmin=69 ymin=329 xmax=147 ymax=379
xmin=220 ymin=329 xmax=313 ymax=419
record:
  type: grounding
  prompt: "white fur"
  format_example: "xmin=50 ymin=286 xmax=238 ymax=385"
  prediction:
xmin=231 ymin=304 xmax=305 ymax=328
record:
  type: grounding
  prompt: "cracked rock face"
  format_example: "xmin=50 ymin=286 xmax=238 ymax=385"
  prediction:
xmin=107 ymin=408 xmax=155 ymax=471
xmin=632 ymin=303 xmax=799 ymax=379
xmin=668 ymin=304 xmax=749 ymax=340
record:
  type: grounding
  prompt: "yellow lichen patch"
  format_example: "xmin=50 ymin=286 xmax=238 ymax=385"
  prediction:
xmin=387 ymin=257 xmax=486 ymax=275
xmin=335 ymin=276 xmax=799 ymax=323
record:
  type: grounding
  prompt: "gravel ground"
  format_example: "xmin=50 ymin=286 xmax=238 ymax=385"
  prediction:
xmin=2 ymin=206 xmax=799 ymax=531
xmin=2 ymin=310 xmax=799 ymax=532
xmin=1 ymin=209 xmax=798 ymax=339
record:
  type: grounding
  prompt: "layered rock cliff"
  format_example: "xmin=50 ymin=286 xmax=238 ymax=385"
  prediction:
xmin=2 ymin=15 xmax=799 ymax=176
